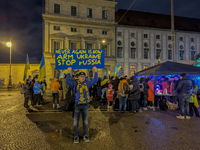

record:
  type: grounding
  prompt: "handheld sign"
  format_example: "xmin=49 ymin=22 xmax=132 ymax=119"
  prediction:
xmin=55 ymin=49 xmax=105 ymax=70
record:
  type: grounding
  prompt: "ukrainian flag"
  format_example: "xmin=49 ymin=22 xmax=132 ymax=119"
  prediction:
xmin=23 ymin=54 xmax=30 ymax=84
xmin=38 ymin=54 xmax=46 ymax=82
xmin=113 ymin=64 xmax=120 ymax=75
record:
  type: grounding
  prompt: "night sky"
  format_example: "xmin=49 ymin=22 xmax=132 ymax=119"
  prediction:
xmin=0 ymin=0 xmax=199 ymax=62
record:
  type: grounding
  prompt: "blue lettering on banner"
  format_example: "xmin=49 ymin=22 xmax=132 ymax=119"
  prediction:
xmin=55 ymin=49 xmax=105 ymax=70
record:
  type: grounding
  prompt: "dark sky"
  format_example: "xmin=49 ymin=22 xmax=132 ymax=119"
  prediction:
xmin=0 ymin=0 xmax=199 ymax=62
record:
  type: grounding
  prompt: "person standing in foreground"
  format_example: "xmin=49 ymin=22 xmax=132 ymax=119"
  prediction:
xmin=176 ymin=73 xmax=193 ymax=119
xmin=66 ymin=66 xmax=98 ymax=143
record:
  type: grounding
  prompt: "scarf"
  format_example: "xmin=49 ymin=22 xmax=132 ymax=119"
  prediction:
xmin=77 ymin=80 xmax=90 ymax=104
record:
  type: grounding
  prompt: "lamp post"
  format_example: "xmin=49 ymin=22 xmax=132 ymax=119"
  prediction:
xmin=6 ymin=39 xmax=12 ymax=89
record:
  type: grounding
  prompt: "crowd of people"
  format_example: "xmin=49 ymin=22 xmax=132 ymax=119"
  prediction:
xmin=21 ymin=69 xmax=200 ymax=143
xmin=22 ymin=75 xmax=47 ymax=108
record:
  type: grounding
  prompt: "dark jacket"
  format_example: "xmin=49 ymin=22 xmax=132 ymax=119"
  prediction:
xmin=110 ymin=80 xmax=118 ymax=91
xmin=176 ymin=76 xmax=193 ymax=95
xmin=128 ymin=78 xmax=140 ymax=100
xmin=143 ymin=81 xmax=149 ymax=95
xmin=24 ymin=84 xmax=32 ymax=98
xmin=174 ymin=79 xmax=180 ymax=90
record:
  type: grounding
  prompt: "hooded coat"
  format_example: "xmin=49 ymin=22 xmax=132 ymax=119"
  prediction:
xmin=147 ymin=80 xmax=154 ymax=102
xmin=118 ymin=79 xmax=129 ymax=96
xmin=176 ymin=76 xmax=193 ymax=95
xmin=24 ymin=83 xmax=32 ymax=98
xmin=128 ymin=77 xmax=140 ymax=100
xmin=50 ymin=78 xmax=61 ymax=92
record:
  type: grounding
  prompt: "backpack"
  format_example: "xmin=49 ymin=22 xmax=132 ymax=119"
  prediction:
xmin=123 ymin=82 xmax=130 ymax=94
xmin=139 ymin=82 xmax=144 ymax=92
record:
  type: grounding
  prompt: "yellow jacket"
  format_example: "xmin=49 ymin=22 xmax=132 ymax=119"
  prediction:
xmin=50 ymin=78 xmax=61 ymax=92
xmin=118 ymin=79 xmax=129 ymax=96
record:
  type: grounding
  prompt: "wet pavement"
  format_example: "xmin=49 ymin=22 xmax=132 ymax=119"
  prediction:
xmin=1 ymin=90 xmax=200 ymax=150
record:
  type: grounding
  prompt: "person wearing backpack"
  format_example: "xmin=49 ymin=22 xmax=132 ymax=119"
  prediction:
xmin=139 ymin=77 xmax=149 ymax=110
xmin=66 ymin=66 xmax=98 ymax=144
xmin=117 ymin=77 xmax=129 ymax=113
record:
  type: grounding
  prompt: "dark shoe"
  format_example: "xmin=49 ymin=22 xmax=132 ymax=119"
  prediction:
xmin=74 ymin=136 xmax=79 ymax=143
xmin=83 ymin=135 xmax=90 ymax=142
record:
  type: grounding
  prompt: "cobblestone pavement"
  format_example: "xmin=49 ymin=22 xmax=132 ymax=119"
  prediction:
xmin=1 ymin=90 xmax=200 ymax=150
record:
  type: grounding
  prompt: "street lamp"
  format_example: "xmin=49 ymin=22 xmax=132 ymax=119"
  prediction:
xmin=6 ymin=39 xmax=12 ymax=89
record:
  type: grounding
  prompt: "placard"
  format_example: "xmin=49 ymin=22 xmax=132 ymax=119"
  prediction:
xmin=55 ymin=49 xmax=105 ymax=70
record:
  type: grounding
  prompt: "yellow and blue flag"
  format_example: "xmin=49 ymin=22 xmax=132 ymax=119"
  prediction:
xmin=23 ymin=54 xmax=30 ymax=84
xmin=113 ymin=64 xmax=120 ymax=75
xmin=38 ymin=54 xmax=46 ymax=82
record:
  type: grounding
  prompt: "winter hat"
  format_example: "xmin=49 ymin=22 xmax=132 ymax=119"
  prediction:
xmin=78 ymin=72 xmax=86 ymax=76
xmin=180 ymin=73 xmax=186 ymax=77
xmin=108 ymin=83 xmax=113 ymax=88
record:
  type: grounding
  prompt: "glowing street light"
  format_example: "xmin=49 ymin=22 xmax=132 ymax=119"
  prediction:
xmin=6 ymin=40 xmax=12 ymax=89
xmin=102 ymin=40 xmax=106 ymax=44
xmin=6 ymin=42 xmax=12 ymax=47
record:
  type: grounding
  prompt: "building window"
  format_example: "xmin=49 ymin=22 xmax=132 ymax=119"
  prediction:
xmin=70 ymin=42 xmax=76 ymax=49
xmin=71 ymin=6 xmax=77 ymax=16
xmin=168 ymin=36 xmax=171 ymax=40
xmin=54 ymin=3 xmax=60 ymax=14
xmin=168 ymin=50 xmax=172 ymax=60
xmin=87 ymin=8 xmax=92 ymax=18
xmin=156 ymin=49 xmax=161 ymax=59
xmin=144 ymin=66 xmax=148 ymax=69
xmin=144 ymin=42 xmax=148 ymax=48
xmin=131 ymin=71 xmax=135 ymax=76
xmin=130 ymin=65 xmax=135 ymax=69
xmin=191 ymin=38 xmax=195 ymax=42
xmin=131 ymin=42 xmax=135 ymax=47
xmin=131 ymin=48 xmax=136 ymax=58
xmin=144 ymin=49 xmax=149 ymax=59
xmin=102 ymin=30 xmax=107 ymax=35
xmin=54 ymin=26 xmax=60 ymax=31
xmin=87 ymin=29 xmax=93 ymax=33
xmin=156 ymin=35 xmax=160 ymax=39
xmin=144 ymin=34 xmax=148 ymax=38
xmin=156 ymin=43 xmax=161 ymax=48
xmin=131 ymin=33 xmax=135 ymax=38
xmin=180 ymin=45 xmax=184 ymax=50
xmin=179 ymin=37 xmax=183 ymax=41
xmin=191 ymin=51 xmax=195 ymax=60
xmin=86 ymin=43 xmax=92 ymax=49
xmin=179 ymin=50 xmax=184 ymax=60
xmin=71 ymin=27 xmax=77 ymax=32
xmin=117 ymin=32 xmax=122 ymax=36
xmin=102 ymin=10 xmax=107 ymax=19
xmin=117 ymin=41 xmax=122 ymax=46
xmin=102 ymin=45 xmax=107 ymax=56
xmin=168 ymin=44 xmax=172 ymax=49
xmin=191 ymin=46 xmax=195 ymax=50
xmin=117 ymin=47 xmax=122 ymax=58
xmin=54 ymin=41 xmax=60 ymax=53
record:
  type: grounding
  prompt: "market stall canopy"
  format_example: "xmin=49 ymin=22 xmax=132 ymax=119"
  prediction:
xmin=135 ymin=61 xmax=200 ymax=76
